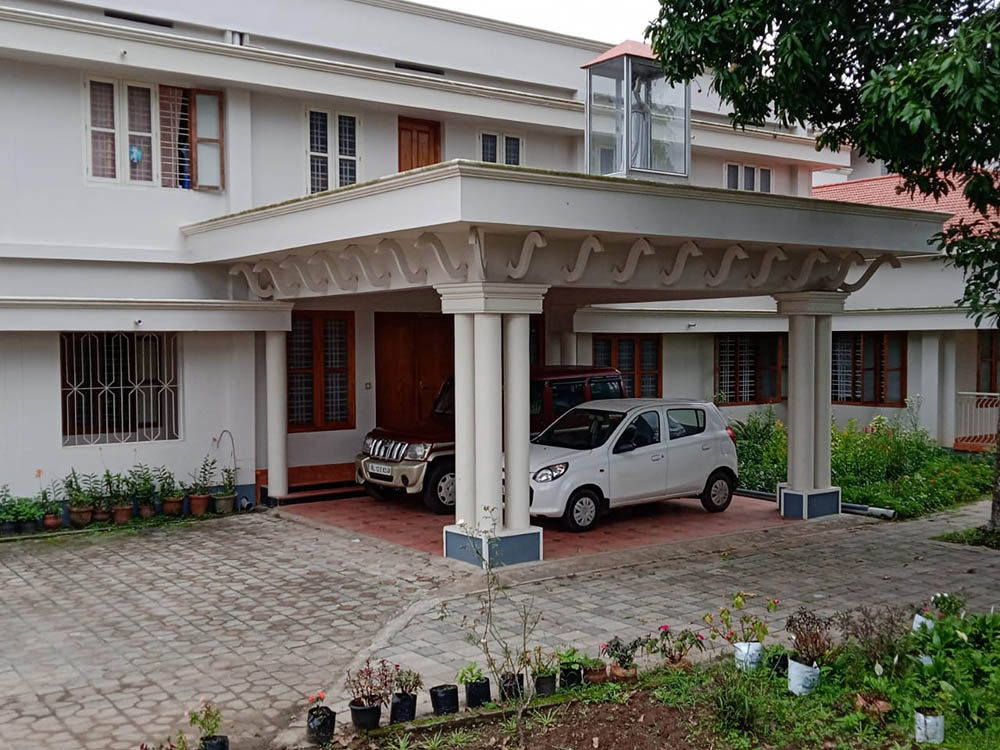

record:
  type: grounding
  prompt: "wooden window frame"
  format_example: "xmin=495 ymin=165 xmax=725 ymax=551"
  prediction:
xmin=287 ymin=311 xmax=355 ymax=433
xmin=190 ymin=89 xmax=225 ymax=190
xmin=714 ymin=333 xmax=785 ymax=406
xmin=977 ymin=329 xmax=1000 ymax=393
xmin=832 ymin=332 xmax=907 ymax=407
xmin=592 ymin=334 xmax=662 ymax=398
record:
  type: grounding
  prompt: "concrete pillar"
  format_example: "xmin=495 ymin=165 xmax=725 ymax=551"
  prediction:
xmin=788 ymin=314 xmax=816 ymax=491
xmin=939 ymin=333 xmax=957 ymax=447
xmin=265 ymin=330 xmax=288 ymax=497
xmin=559 ymin=332 xmax=578 ymax=365
xmin=813 ymin=315 xmax=833 ymax=489
xmin=504 ymin=314 xmax=532 ymax=531
xmin=453 ymin=313 xmax=476 ymax=527
xmin=920 ymin=332 xmax=942 ymax=439
xmin=473 ymin=313 xmax=503 ymax=533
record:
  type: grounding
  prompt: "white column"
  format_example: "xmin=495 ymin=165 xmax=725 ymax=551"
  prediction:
xmin=453 ymin=313 xmax=476 ymax=527
xmin=939 ymin=333 xmax=957 ymax=447
xmin=504 ymin=314 xmax=531 ymax=531
xmin=813 ymin=315 xmax=832 ymax=489
xmin=559 ymin=332 xmax=578 ymax=365
xmin=474 ymin=313 xmax=503 ymax=533
xmin=787 ymin=314 xmax=816 ymax=491
xmin=265 ymin=330 xmax=288 ymax=497
xmin=920 ymin=332 xmax=942 ymax=439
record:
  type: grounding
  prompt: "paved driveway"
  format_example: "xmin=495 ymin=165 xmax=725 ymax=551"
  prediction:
xmin=1 ymin=502 xmax=998 ymax=749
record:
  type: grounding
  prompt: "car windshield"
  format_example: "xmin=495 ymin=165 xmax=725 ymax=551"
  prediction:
xmin=532 ymin=408 xmax=625 ymax=450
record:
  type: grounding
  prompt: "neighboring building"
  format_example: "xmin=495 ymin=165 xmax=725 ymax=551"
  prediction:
xmin=0 ymin=1 xmax=956 ymax=560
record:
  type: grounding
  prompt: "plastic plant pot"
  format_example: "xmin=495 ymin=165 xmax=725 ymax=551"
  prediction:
xmin=913 ymin=613 xmax=935 ymax=631
xmin=139 ymin=504 xmax=156 ymax=519
xmin=733 ymin=642 xmax=763 ymax=671
xmin=429 ymin=684 xmax=459 ymax=716
xmin=389 ymin=692 xmax=416 ymax=724
xmin=915 ymin=710 xmax=944 ymax=744
xmin=42 ymin=514 xmax=62 ymax=531
xmin=189 ymin=494 xmax=210 ymax=517
xmin=534 ymin=674 xmax=556 ymax=697
xmin=499 ymin=673 xmax=524 ymax=701
xmin=162 ymin=497 xmax=184 ymax=516
xmin=787 ymin=658 xmax=820 ymax=696
xmin=559 ymin=666 xmax=582 ymax=689
xmin=0 ymin=521 xmax=17 ymax=536
xmin=583 ymin=666 xmax=608 ymax=684
xmin=306 ymin=706 xmax=336 ymax=744
xmin=464 ymin=678 xmax=491 ymax=709
xmin=67 ymin=507 xmax=92 ymax=529
xmin=349 ymin=700 xmax=382 ymax=731
xmin=199 ymin=736 xmax=229 ymax=750
xmin=213 ymin=495 xmax=236 ymax=514
xmin=17 ymin=519 xmax=41 ymax=535
xmin=112 ymin=507 xmax=132 ymax=525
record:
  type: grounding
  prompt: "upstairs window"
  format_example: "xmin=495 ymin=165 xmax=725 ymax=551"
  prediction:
xmin=978 ymin=329 xmax=999 ymax=393
xmin=725 ymin=163 xmax=772 ymax=193
xmin=479 ymin=132 xmax=523 ymax=166
xmin=832 ymin=332 xmax=907 ymax=406
xmin=86 ymin=78 xmax=224 ymax=189
xmin=307 ymin=109 xmax=360 ymax=193
xmin=715 ymin=333 xmax=786 ymax=405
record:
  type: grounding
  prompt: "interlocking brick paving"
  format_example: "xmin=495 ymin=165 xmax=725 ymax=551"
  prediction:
xmin=282 ymin=493 xmax=795 ymax=559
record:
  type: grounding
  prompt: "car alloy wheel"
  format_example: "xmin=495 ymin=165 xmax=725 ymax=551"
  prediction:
xmin=710 ymin=478 xmax=729 ymax=506
xmin=572 ymin=495 xmax=597 ymax=527
xmin=437 ymin=472 xmax=456 ymax=507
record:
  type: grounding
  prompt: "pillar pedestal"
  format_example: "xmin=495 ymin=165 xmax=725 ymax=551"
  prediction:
xmin=442 ymin=525 xmax=544 ymax=568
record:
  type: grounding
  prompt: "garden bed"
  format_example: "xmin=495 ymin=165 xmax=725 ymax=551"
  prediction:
xmin=935 ymin=525 xmax=1000 ymax=550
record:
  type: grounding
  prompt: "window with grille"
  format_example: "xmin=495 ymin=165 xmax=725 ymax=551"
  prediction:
xmin=715 ymin=334 xmax=785 ymax=405
xmin=60 ymin=332 xmax=180 ymax=446
xmin=287 ymin=311 xmax=355 ymax=431
xmin=593 ymin=335 xmax=661 ymax=397
xmin=831 ymin=332 xmax=907 ymax=406
xmin=86 ymin=78 xmax=223 ymax=189
xmin=978 ymin=330 xmax=999 ymax=393
xmin=307 ymin=109 xmax=359 ymax=194
xmin=479 ymin=132 xmax=523 ymax=166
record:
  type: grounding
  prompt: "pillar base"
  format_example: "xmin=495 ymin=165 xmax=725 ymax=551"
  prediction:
xmin=443 ymin=525 xmax=543 ymax=567
xmin=777 ymin=484 xmax=842 ymax=520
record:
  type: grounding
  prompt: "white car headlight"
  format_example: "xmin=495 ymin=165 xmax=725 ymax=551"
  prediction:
xmin=532 ymin=462 xmax=568 ymax=483
xmin=363 ymin=434 xmax=375 ymax=454
xmin=403 ymin=442 xmax=432 ymax=461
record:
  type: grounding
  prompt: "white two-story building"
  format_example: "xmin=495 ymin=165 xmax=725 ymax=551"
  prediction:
xmin=2 ymin=0 xmax=986 ymax=564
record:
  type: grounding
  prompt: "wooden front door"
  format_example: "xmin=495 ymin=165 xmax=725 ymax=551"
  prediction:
xmin=398 ymin=117 xmax=442 ymax=172
xmin=374 ymin=313 xmax=453 ymax=432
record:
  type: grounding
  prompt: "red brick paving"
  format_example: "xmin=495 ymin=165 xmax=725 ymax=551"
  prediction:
xmin=282 ymin=494 xmax=797 ymax=560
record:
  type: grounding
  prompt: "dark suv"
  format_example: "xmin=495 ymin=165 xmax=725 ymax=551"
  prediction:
xmin=356 ymin=366 xmax=625 ymax=513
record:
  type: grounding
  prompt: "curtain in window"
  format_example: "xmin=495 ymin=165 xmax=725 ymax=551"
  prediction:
xmin=89 ymin=81 xmax=117 ymax=179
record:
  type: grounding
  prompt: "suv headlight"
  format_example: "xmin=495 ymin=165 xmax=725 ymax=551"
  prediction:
xmin=532 ymin=463 xmax=568 ymax=483
xmin=403 ymin=443 xmax=432 ymax=461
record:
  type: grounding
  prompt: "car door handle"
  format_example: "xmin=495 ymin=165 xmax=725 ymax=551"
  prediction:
xmin=701 ymin=444 xmax=712 ymax=451
xmin=651 ymin=454 xmax=664 ymax=462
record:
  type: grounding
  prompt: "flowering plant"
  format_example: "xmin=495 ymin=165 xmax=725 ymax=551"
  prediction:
xmin=646 ymin=624 xmax=707 ymax=664
xmin=930 ymin=592 xmax=966 ymax=619
xmin=306 ymin=690 xmax=326 ymax=709
xmin=394 ymin=667 xmax=423 ymax=695
xmin=600 ymin=636 xmax=644 ymax=669
xmin=345 ymin=659 xmax=395 ymax=707
xmin=785 ymin=608 xmax=834 ymax=665
xmin=704 ymin=592 xmax=779 ymax=644
xmin=186 ymin=698 xmax=223 ymax=738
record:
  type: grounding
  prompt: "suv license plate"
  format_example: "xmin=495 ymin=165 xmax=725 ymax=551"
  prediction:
xmin=368 ymin=462 xmax=392 ymax=478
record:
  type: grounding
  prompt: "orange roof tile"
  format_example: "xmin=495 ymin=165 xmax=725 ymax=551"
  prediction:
xmin=813 ymin=175 xmax=986 ymax=226
xmin=583 ymin=40 xmax=656 ymax=69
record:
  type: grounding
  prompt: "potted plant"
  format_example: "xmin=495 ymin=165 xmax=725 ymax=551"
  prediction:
xmin=106 ymin=471 xmax=132 ymax=525
xmin=40 ymin=485 xmax=63 ymax=531
xmin=913 ymin=661 xmax=951 ymax=745
xmin=601 ymin=637 xmax=643 ymax=681
xmin=581 ymin=654 xmax=608 ymax=684
xmin=212 ymin=466 xmax=237 ymax=514
xmin=555 ymin=647 xmax=585 ymax=689
xmin=429 ymin=683 xmax=460 ymax=716
xmin=646 ymin=624 xmax=706 ymax=669
xmin=12 ymin=496 xmax=43 ymax=534
xmin=128 ymin=464 xmax=157 ymax=519
xmin=0 ymin=486 xmax=16 ymax=536
xmin=528 ymin=648 xmax=558 ymax=697
xmin=187 ymin=698 xmax=227 ymax=750
xmin=157 ymin=467 xmax=184 ymax=516
xmin=64 ymin=470 xmax=94 ymax=528
xmin=390 ymin=667 xmax=423 ymax=724
xmin=784 ymin=609 xmax=833 ymax=695
xmin=456 ymin=663 xmax=491 ymax=709
xmin=188 ymin=456 xmax=216 ymax=517
xmin=345 ymin=659 xmax=394 ymax=730
xmin=305 ymin=690 xmax=335 ymax=745
xmin=704 ymin=592 xmax=779 ymax=671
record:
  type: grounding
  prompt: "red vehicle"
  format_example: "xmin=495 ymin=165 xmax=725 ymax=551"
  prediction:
xmin=356 ymin=366 xmax=625 ymax=512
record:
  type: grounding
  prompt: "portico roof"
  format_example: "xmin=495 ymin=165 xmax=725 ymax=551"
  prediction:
xmin=181 ymin=160 xmax=948 ymax=304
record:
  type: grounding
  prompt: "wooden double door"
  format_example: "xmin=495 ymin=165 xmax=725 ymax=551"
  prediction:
xmin=398 ymin=117 xmax=441 ymax=172
xmin=374 ymin=313 xmax=453 ymax=433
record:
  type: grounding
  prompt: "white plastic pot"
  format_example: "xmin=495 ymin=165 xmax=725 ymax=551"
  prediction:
xmin=917 ymin=654 xmax=933 ymax=666
xmin=915 ymin=710 xmax=944 ymax=744
xmin=913 ymin=613 xmax=935 ymax=631
xmin=733 ymin=642 xmax=763 ymax=671
xmin=787 ymin=658 xmax=820 ymax=696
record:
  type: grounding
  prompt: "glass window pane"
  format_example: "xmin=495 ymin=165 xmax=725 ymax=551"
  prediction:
xmin=195 ymin=94 xmax=220 ymax=138
xmin=309 ymin=111 xmax=328 ymax=154
xmin=339 ymin=158 xmax=357 ymax=186
xmin=127 ymin=87 xmax=152 ymax=133
xmin=310 ymin=154 xmax=329 ymax=193
xmin=481 ymin=133 xmax=498 ymax=163
xmin=617 ymin=339 xmax=635 ymax=372
xmin=759 ymin=168 xmax=772 ymax=193
xmin=726 ymin=164 xmax=740 ymax=190
xmin=593 ymin=338 xmax=612 ymax=367
xmin=589 ymin=377 xmax=622 ymax=400
xmin=323 ymin=318 xmax=347 ymax=369
xmin=504 ymin=136 xmax=521 ymax=165
xmin=288 ymin=374 xmax=314 ymax=425
xmin=288 ymin=318 xmax=313 ymax=369
xmin=863 ymin=370 xmax=877 ymax=403
xmin=90 ymin=81 xmax=115 ymax=129
xmin=886 ymin=371 xmax=903 ymax=403
xmin=743 ymin=165 xmax=756 ymax=191
xmin=640 ymin=372 xmax=658 ymax=397
xmin=629 ymin=411 xmax=660 ymax=445
xmin=338 ymin=115 xmax=357 ymax=157
xmin=324 ymin=372 xmax=348 ymax=422
xmin=91 ymin=131 xmax=117 ymax=179
xmin=129 ymin=135 xmax=153 ymax=182
xmin=629 ymin=58 xmax=687 ymax=174
xmin=196 ymin=142 xmax=222 ymax=187
xmin=588 ymin=57 xmax=625 ymax=175
xmin=886 ymin=334 xmax=904 ymax=368
xmin=667 ymin=408 xmax=705 ymax=438
xmin=640 ymin=338 xmax=658 ymax=370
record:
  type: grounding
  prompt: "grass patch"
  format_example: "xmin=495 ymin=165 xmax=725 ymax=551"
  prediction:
xmin=935 ymin=525 xmax=1000 ymax=550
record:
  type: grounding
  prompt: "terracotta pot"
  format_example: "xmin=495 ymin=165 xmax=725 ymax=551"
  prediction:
xmin=92 ymin=508 xmax=111 ymax=523
xmin=189 ymin=494 xmax=210 ymax=517
xmin=664 ymin=658 xmax=692 ymax=671
xmin=583 ymin=666 xmax=608 ymax=684
xmin=138 ymin=504 xmax=156 ymax=519
xmin=162 ymin=496 xmax=184 ymax=516
xmin=608 ymin=664 xmax=638 ymax=682
xmin=42 ymin=514 xmax=62 ymax=531
xmin=212 ymin=494 xmax=235 ymax=514
xmin=112 ymin=506 xmax=132 ymax=525
xmin=68 ymin=507 xmax=93 ymax=528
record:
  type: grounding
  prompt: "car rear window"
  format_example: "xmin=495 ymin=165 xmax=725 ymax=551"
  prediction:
xmin=589 ymin=376 xmax=623 ymax=401
xmin=550 ymin=379 xmax=587 ymax=415
xmin=667 ymin=408 xmax=706 ymax=439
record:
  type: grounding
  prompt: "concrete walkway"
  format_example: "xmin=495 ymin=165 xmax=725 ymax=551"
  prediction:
xmin=1 ymin=502 xmax=998 ymax=749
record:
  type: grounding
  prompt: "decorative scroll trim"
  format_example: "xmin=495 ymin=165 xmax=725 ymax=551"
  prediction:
xmin=786 ymin=249 xmax=830 ymax=290
xmin=705 ymin=244 xmax=748 ymax=287
xmin=838 ymin=253 xmax=902 ymax=292
xmin=417 ymin=232 xmax=465 ymax=280
xmin=563 ymin=234 xmax=604 ymax=283
xmin=343 ymin=244 xmax=389 ymax=287
xmin=613 ymin=238 xmax=655 ymax=284
xmin=822 ymin=251 xmax=865 ymax=290
xmin=229 ymin=263 xmax=274 ymax=299
xmin=661 ymin=241 xmax=702 ymax=286
xmin=467 ymin=226 xmax=487 ymax=281
xmin=506 ymin=230 xmax=547 ymax=279
xmin=309 ymin=250 xmax=358 ymax=291
xmin=253 ymin=260 xmax=300 ymax=297
xmin=748 ymin=246 xmax=788 ymax=288
xmin=375 ymin=238 xmax=427 ymax=283
xmin=280 ymin=256 xmax=329 ymax=294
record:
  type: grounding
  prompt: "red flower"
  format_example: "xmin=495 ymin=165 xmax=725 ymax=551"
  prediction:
xmin=659 ymin=624 xmax=670 ymax=632
xmin=307 ymin=694 xmax=315 ymax=703
xmin=697 ymin=634 xmax=705 ymax=641
xmin=317 ymin=691 xmax=325 ymax=700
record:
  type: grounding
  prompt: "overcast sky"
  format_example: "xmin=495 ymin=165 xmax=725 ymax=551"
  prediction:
xmin=417 ymin=0 xmax=663 ymax=44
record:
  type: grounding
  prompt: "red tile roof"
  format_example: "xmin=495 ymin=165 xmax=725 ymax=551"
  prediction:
xmin=813 ymin=175 xmax=983 ymax=226
xmin=583 ymin=40 xmax=656 ymax=69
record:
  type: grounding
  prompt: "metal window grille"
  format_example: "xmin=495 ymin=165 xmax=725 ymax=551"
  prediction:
xmin=159 ymin=86 xmax=192 ymax=189
xmin=308 ymin=110 xmax=329 ymax=194
xmin=288 ymin=317 xmax=315 ymax=425
xmin=737 ymin=336 xmax=756 ymax=402
xmin=832 ymin=335 xmax=857 ymax=402
xmin=89 ymin=81 xmax=117 ymax=179
xmin=337 ymin=115 xmax=358 ymax=186
xmin=717 ymin=335 xmax=736 ymax=402
xmin=60 ymin=332 xmax=179 ymax=446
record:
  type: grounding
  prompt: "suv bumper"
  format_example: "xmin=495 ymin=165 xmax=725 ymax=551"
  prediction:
xmin=355 ymin=454 xmax=427 ymax=495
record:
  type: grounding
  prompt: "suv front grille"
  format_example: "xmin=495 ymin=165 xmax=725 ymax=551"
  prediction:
xmin=369 ymin=438 xmax=408 ymax=461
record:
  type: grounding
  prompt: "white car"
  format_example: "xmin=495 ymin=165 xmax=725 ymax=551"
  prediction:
xmin=528 ymin=399 xmax=739 ymax=532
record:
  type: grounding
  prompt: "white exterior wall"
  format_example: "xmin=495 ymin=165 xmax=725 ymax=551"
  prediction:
xmin=0 ymin=331 xmax=256 ymax=496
